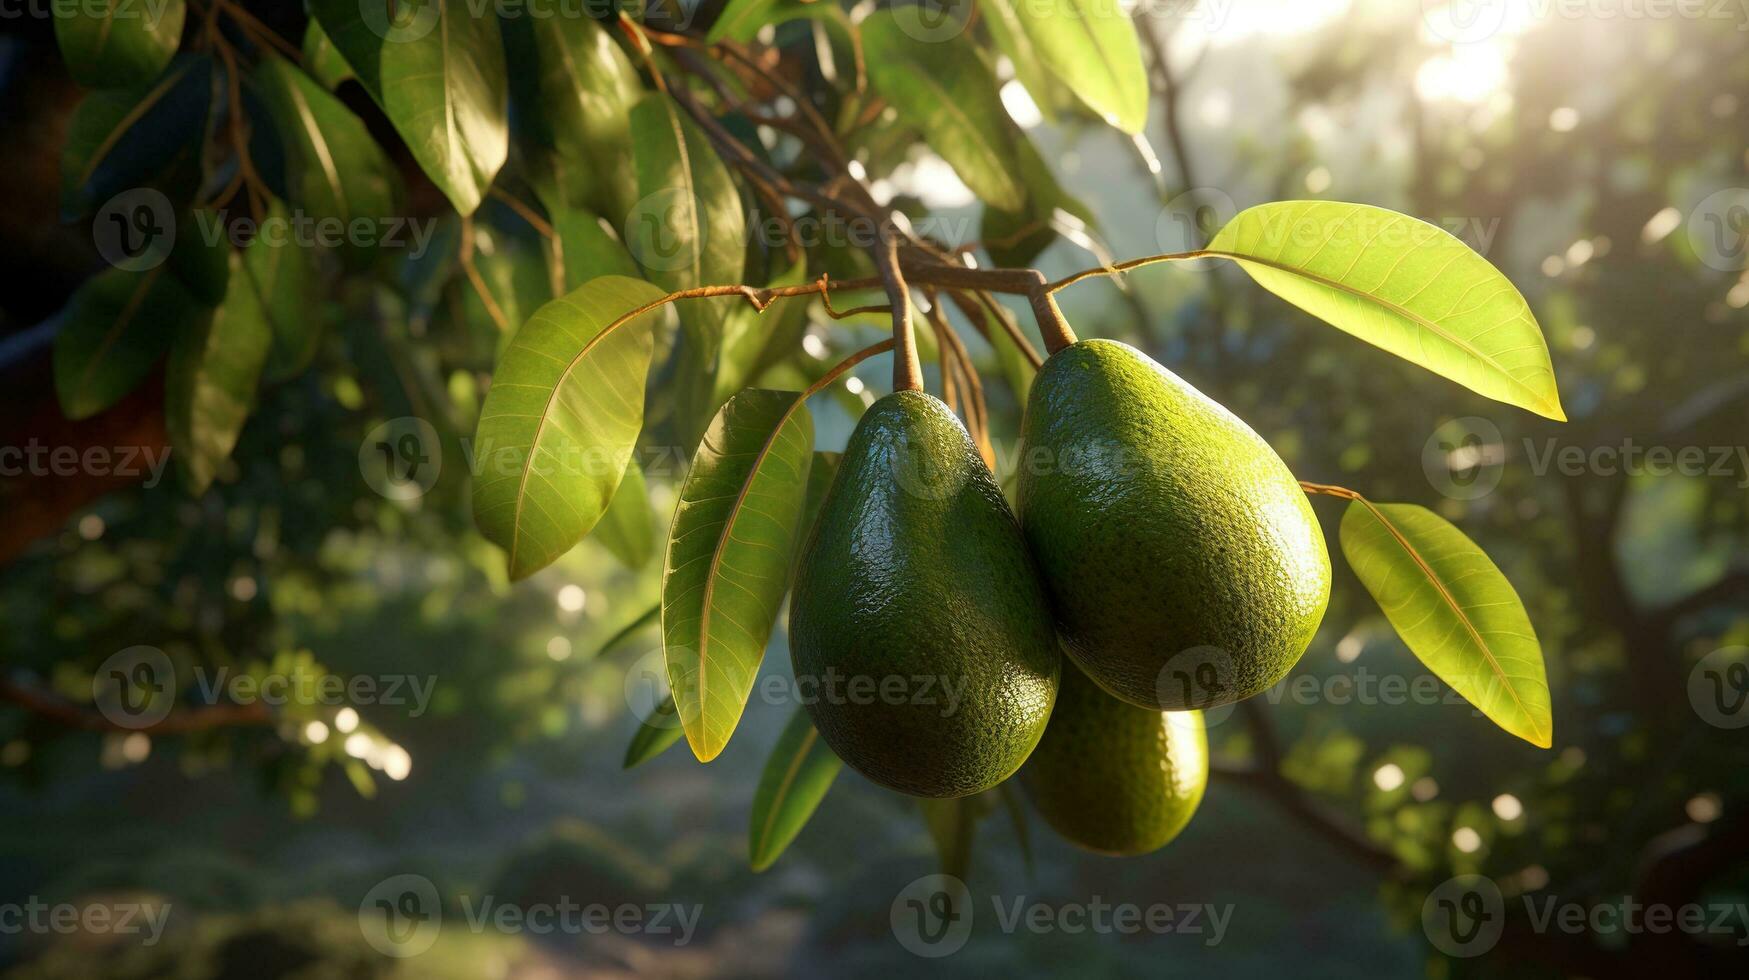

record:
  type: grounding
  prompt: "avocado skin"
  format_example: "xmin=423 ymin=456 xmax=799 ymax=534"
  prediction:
xmin=789 ymin=390 xmax=1060 ymax=798
xmin=1022 ymin=661 xmax=1207 ymax=855
xmin=1017 ymin=339 xmax=1330 ymax=710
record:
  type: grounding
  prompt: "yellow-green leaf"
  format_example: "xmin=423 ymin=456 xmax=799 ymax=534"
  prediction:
xmin=663 ymin=389 xmax=815 ymax=762
xmin=472 ymin=276 xmax=667 ymax=580
xmin=55 ymin=0 xmax=185 ymax=88
xmin=1208 ymin=202 xmax=1565 ymax=420
xmin=623 ymin=695 xmax=684 ymax=769
xmin=1003 ymin=0 xmax=1148 ymax=133
xmin=594 ymin=459 xmax=656 ymax=570
xmin=1339 ymin=500 xmax=1553 ymax=748
xmin=749 ymin=709 xmax=842 ymax=871
xmin=859 ymin=11 xmax=1024 ymax=212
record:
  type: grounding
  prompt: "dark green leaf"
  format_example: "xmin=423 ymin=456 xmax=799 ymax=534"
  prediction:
xmin=252 ymin=55 xmax=401 ymax=271
xmin=1339 ymin=500 xmax=1554 ymax=748
xmin=301 ymin=19 xmax=355 ymax=89
xmin=749 ymin=709 xmax=842 ymax=871
xmin=60 ymin=55 xmax=211 ymax=220
xmin=54 ymin=267 xmax=204 ymax=420
xmin=594 ymin=459 xmax=656 ymax=569
xmin=55 ymin=0 xmax=186 ymax=88
xmin=246 ymin=199 xmax=325 ymax=381
xmin=663 ymin=389 xmax=814 ymax=761
xmin=860 ymin=12 xmax=1024 ymax=211
xmin=917 ymin=791 xmax=995 ymax=880
xmin=165 ymin=252 xmax=273 ymax=494
xmin=308 ymin=0 xmax=509 ymax=214
xmin=551 ymin=207 xmax=643 ymax=290
xmin=472 ymin=276 xmax=667 ymax=580
xmin=623 ymin=695 xmax=685 ymax=769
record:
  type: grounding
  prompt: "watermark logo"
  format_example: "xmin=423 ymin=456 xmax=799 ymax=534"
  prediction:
xmin=1423 ymin=416 xmax=1507 ymax=500
xmin=360 ymin=417 xmax=442 ymax=500
xmin=625 ymin=188 xmax=706 ymax=275
xmin=92 ymin=645 xmax=175 ymax=729
xmin=1153 ymin=187 xmax=1238 ymax=271
xmin=0 ymin=897 xmax=173 ymax=946
xmin=891 ymin=874 xmax=973 ymax=958
xmin=625 ymin=647 xmax=681 ymax=730
xmin=1157 ymin=645 xmax=1237 ymax=725
xmin=1689 ymin=646 xmax=1749 ymax=729
xmin=360 ymin=0 xmax=441 ymax=43
xmin=890 ymin=0 xmax=973 ymax=43
xmin=1422 ymin=0 xmax=1513 ymax=42
xmin=94 ymin=188 xmax=175 ymax=272
xmin=1687 ymin=187 xmax=1749 ymax=272
xmin=1422 ymin=874 xmax=1505 ymax=957
xmin=359 ymin=874 xmax=442 ymax=958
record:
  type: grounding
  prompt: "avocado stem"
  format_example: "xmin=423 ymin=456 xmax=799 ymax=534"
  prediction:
xmin=874 ymin=232 xmax=924 ymax=391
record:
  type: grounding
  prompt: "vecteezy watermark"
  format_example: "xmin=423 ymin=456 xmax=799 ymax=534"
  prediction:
xmin=357 ymin=873 xmax=701 ymax=959
xmin=889 ymin=874 xmax=1232 ymax=958
xmin=1689 ymin=646 xmax=1749 ymax=729
xmin=1423 ymin=419 xmax=1749 ymax=499
xmin=1422 ymin=0 xmax=1749 ymax=44
xmin=623 ymin=647 xmax=973 ymax=730
xmin=1422 ymin=874 xmax=1749 ymax=957
xmin=0 ymin=0 xmax=179 ymax=25
xmin=1153 ymin=188 xmax=1238 ymax=270
xmin=0 ymin=897 xmax=173 ymax=946
xmin=360 ymin=417 xmax=443 ymax=501
xmin=888 ymin=0 xmax=974 ymax=43
xmin=0 ymin=440 xmax=174 ymax=487
xmin=1687 ymin=187 xmax=1749 ymax=272
xmin=192 ymin=210 xmax=440 ymax=258
xmin=91 ymin=646 xmax=438 ymax=730
xmin=94 ymin=188 xmax=175 ymax=272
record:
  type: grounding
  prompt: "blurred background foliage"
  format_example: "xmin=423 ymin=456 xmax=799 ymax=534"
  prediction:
xmin=2 ymin=1 xmax=1747 ymax=977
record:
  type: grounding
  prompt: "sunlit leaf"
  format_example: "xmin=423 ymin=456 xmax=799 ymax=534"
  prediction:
xmin=55 ymin=0 xmax=185 ymax=88
xmin=472 ymin=276 xmax=667 ymax=580
xmin=860 ymin=11 xmax=1025 ymax=212
xmin=1001 ymin=0 xmax=1147 ymax=132
xmin=165 ymin=253 xmax=273 ymax=494
xmin=981 ymin=131 xmax=1096 ymax=268
xmin=594 ymin=460 xmax=655 ymax=570
xmin=980 ymin=0 xmax=1062 ymax=125
xmin=301 ymin=19 xmax=354 ymax=90
xmin=749 ymin=708 xmax=842 ymax=871
xmin=1208 ymin=202 xmax=1565 ymax=420
xmin=1339 ymin=500 xmax=1554 ymax=748
xmin=252 ymin=55 xmax=400 ymax=270
xmin=308 ymin=0 xmax=508 ymax=214
xmin=622 ymin=695 xmax=685 ymax=769
xmin=663 ymin=389 xmax=815 ymax=762
xmin=54 ymin=267 xmax=204 ymax=421
xmin=709 ymin=0 xmax=821 ymax=42
xmin=551 ymin=207 xmax=642 ymax=289
xmin=713 ymin=256 xmax=809 ymax=407
xmin=514 ymin=14 xmax=642 ymax=219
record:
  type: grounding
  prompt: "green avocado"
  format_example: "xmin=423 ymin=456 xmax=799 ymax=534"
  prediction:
xmin=1017 ymin=339 xmax=1330 ymax=710
xmin=789 ymin=390 xmax=1060 ymax=798
xmin=1022 ymin=661 xmax=1208 ymax=855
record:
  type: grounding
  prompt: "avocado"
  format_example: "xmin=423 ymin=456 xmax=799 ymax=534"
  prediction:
xmin=789 ymin=390 xmax=1060 ymax=798
xmin=1022 ymin=661 xmax=1208 ymax=855
xmin=1017 ymin=339 xmax=1330 ymax=710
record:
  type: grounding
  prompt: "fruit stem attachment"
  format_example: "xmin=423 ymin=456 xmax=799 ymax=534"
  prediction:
xmin=1030 ymin=289 xmax=1077 ymax=354
xmin=875 ymin=231 xmax=924 ymax=391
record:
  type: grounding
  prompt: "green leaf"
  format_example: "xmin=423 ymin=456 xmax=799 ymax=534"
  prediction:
xmin=1208 ymin=202 xmax=1566 ymax=420
xmin=663 ymin=389 xmax=815 ymax=762
xmin=748 ymin=708 xmax=843 ymax=871
xmin=709 ymin=0 xmax=828 ymax=42
xmin=301 ymin=19 xmax=355 ymax=89
xmin=1339 ymin=500 xmax=1553 ymax=748
xmin=713 ymin=256 xmax=809 ymax=407
xmin=54 ymin=266 xmax=205 ymax=420
xmin=308 ymin=0 xmax=508 ymax=214
xmin=917 ymin=792 xmax=995 ymax=880
xmin=55 ymin=0 xmax=185 ymax=88
xmin=860 ymin=11 xmax=1025 ymax=212
xmin=622 ymin=695 xmax=685 ymax=769
xmin=1004 ymin=0 xmax=1148 ymax=133
xmin=252 ymin=55 xmax=401 ymax=270
xmin=551 ymin=207 xmax=643 ymax=290
xmin=517 ymin=14 xmax=642 ymax=218
xmin=979 ymin=0 xmax=1063 ymax=125
xmin=60 ymin=55 xmax=211 ymax=220
xmin=165 ymin=252 xmax=273 ymax=494
xmin=981 ymin=131 xmax=1096 ymax=268
xmin=246 ymin=200 xmax=324 ymax=381
xmin=594 ymin=459 xmax=656 ymax=570
xmin=627 ymin=93 xmax=746 ymax=298
xmin=472 ymin=275 xmax=667 ymax=580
